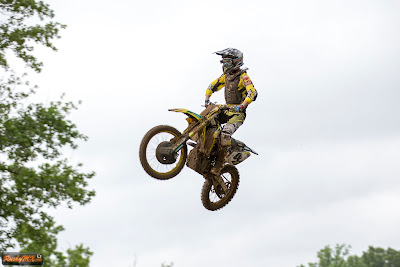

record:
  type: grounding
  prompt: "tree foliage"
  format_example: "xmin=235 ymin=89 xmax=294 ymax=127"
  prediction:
xmin=0 ymin=1 xmax=95 ymax=266
xmin=299 ymin=244 xmax=400 ymax=267
xmin=0 ymin=0 xmax=66 ymax=72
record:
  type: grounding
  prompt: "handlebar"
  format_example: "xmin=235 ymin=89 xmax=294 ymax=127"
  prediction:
xmin=202 ymin=103 xmax=234 ymax=111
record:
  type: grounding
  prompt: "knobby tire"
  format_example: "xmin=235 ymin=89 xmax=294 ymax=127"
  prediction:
xmin=201 ymin=165 xmax=240 ymax=211
xmin=139 ymin=125 xmax=187 ymax=180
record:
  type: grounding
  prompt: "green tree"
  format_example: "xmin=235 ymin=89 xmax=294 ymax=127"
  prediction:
xmin=0 ymin=0 xmax=65 ymax=72
xmin=299 ymin=244 xmax=400 ymax=267
xmin=0 ymin=0 xmax=95 ymax=266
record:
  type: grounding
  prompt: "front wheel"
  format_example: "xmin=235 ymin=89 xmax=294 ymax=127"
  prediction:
xmin=139 ymin=125 xmax=187 ymax=180
xmin=201 ymin=165 xmax=240 ymax=211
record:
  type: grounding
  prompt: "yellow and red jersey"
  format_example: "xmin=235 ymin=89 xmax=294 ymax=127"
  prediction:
xmin=206 ymin=71 xmax=258 ymax=104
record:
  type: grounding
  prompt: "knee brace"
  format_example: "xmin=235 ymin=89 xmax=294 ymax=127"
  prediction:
xmin=220 ymin=131 xmax=231 ymax=146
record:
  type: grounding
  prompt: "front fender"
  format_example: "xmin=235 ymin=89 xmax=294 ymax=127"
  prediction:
xmin=169 ymin=108 xmax=204 ymax=142
xmin=168 ymin=108 xmax=202 ymax=121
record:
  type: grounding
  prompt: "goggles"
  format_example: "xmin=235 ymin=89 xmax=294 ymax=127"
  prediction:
xmin=220 ymin=58 xmax=233 ymax=67
xmin=220 ymin=56 xmax=242 ymax=67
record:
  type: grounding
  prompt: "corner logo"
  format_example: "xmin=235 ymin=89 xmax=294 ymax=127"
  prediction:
xmin=2 ymin=252 xmax=43 ymax=265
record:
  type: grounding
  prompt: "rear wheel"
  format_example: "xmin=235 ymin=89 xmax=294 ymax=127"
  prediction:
xmin=139 ymin=125 xmax=187 ymax=180
xmin=201 ymin=165 xmax=240 ymax=211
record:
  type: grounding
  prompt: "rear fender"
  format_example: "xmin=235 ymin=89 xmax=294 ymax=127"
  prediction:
xmin=243 ymin=145 xmax=258 ymax=155
xmin=226 ymin=151 xmax=251 ymax=165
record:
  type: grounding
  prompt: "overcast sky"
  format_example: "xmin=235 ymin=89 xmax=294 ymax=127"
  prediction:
xmin=25 ymin=0 xmax=400 ymax=266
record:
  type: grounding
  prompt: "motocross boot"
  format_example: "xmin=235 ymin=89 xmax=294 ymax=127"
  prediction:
xmin=210 ymin=145 xmax=228 ymax=176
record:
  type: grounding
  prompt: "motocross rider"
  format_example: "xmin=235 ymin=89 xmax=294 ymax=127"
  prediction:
xmin=205 ymin=48 xmax=258 ymax=176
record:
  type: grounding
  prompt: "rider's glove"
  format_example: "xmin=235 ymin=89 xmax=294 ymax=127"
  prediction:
xmin=232 ymin=105 xmax=244 ymax=112
xmin=205 ymin=99 xmax=210 ymax=106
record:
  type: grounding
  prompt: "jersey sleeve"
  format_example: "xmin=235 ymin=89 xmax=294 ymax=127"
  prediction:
xmin=241 ymin=73 xmax=258 ymax=103
xmin=205 ymin=75 xmax=226 ymax=96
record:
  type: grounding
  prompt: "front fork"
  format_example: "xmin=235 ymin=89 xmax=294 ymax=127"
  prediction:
xmin=171 ymin=112 xmax=218 ymax=153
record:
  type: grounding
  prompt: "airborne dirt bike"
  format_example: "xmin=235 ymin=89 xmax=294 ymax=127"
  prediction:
xmin=139 ymin=103 xmax=258 ymax=211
